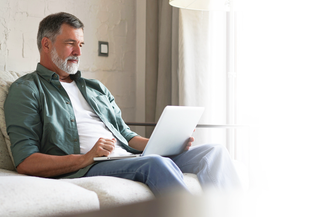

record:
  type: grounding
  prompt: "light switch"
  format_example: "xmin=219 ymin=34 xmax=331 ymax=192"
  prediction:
xmin=98 ymin=41 xmax=108 ymax=57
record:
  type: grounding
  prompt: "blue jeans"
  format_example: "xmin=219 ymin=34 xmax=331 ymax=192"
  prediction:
xmin=84 ymin=144 xmax=241 ymax=196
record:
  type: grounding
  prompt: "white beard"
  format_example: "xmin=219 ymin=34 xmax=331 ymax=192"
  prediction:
xmin=51 ymin=48 xmax=80 ymax=75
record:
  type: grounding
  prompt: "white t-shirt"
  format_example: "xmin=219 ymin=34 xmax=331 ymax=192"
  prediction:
xmin=60 ymin=81 xmax=132 ymax=157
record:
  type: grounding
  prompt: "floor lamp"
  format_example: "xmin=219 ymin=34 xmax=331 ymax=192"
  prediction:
xmin=169 ymin=0 xmax=237 ymax=158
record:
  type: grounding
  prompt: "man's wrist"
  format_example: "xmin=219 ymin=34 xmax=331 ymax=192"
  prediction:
xmin=76 ymin=153 xmax=93 ymax=169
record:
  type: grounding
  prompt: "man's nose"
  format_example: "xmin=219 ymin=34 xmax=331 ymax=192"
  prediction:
xmin=72 ymin=44 xmax=82 ymax=56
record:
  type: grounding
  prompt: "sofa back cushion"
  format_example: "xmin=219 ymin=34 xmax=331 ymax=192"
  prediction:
xmin=0 ymin=70 xmax=29 ymax=170
xmin=0 ymin=133 xmax=14 ymax=171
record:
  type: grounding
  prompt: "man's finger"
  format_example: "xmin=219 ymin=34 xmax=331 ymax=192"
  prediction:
xmin=103 ymin=143 xmax=115 ymax=151
xmin=99 ymin=137 xmax=114 ymax=142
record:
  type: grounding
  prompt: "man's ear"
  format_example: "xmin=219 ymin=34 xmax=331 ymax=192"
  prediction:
xmin=41 ymin=37 xmax=51 ymax=52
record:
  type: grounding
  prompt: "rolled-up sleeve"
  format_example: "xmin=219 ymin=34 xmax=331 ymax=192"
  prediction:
xmin=4 ymin=81 xmax=42 ymax=167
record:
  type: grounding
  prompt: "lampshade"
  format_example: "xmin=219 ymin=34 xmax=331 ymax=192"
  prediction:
xmin=169 ymin=0 xmax=230 ymax=11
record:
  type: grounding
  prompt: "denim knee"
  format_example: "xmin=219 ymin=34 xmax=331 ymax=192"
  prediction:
xmin=143 ymin=155 xmax=176 ymax=168
xmin=198 ymin=143 xmax=230 ymax=156
xmin=141 ymin=155 xmax=183 ymax=177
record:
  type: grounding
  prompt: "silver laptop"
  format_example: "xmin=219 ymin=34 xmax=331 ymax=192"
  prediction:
xmin=94 ymin=106 xmax=204 ymax=161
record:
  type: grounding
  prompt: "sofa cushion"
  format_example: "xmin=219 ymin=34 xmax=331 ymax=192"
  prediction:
xmin=0 ymin=176 xmax=100 ymax=217
xmin=0 ymin=70 xmax=29 ymax=170
xmin=0 ymin=133 xmax=14 ymax=171
xmin=63 ymin=176 xmax=155 ymax=209
xmin=63 ymin=173 xmax=202 ymax=209
xmin=1 ymin=169 xmax=202 ymax=211
xmin=0 ymin=168 xmax=24 ymax=177
xmin=183 ymin=173 xmax=202 ymax=194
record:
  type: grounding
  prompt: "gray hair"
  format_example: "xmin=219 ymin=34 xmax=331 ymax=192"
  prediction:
xmin=37 ymin=12 xmax=84 ymax=51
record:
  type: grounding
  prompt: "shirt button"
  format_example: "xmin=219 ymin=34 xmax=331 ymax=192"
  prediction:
xmin=71 ymin=119 xmax=75 ymax=122
xmin=66 ymin=101 xmax=70 ymax=104
xmin=74 ymin=139 xmax=78 ymax=142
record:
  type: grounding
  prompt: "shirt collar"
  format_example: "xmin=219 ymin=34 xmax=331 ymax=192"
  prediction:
xmin=36 ymin=63 xmax=82 ymax=82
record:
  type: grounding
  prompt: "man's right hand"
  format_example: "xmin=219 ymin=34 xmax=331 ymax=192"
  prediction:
xmin=85 ymin=138 xmax=116 ymax=161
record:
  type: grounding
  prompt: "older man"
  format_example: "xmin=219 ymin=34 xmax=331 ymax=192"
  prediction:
xmin=4 ymin=12 xmax=241 ymax=196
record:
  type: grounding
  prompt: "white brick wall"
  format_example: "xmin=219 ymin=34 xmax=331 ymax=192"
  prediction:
xmin=0 ymin=0 xmax=137 ymax=121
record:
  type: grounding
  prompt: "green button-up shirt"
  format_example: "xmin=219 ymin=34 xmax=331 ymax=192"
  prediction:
xmin=4 ymin=63 xmax=140 ymax=178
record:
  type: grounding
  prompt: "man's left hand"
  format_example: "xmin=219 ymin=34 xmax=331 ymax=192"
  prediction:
xmin=185 ymin=137 xmax=194 ymax=151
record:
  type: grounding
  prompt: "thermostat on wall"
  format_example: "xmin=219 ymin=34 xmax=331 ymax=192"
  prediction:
xmin=99 ymin=41 xmax=108 ymax=57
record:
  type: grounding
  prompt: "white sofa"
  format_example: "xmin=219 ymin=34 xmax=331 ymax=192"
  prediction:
xmin=0 ymin=70 xmax=203 ymax=217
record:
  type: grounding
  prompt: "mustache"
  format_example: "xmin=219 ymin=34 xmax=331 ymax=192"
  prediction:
xmin=67 ymin=56 xmax=79 ymax=61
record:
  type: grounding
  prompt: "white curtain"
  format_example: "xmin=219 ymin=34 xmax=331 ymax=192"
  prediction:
xmin=178 ymin=9 xmax=227 ymax=146
xmin=145 ymin=2 xmax=231 ymax=149
xmin=145 ymin=0 xmax=177 ymax=137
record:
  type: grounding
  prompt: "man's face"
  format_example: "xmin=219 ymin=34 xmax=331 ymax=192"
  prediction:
xmin=50 ymin=24 xmax=84 ymax=75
